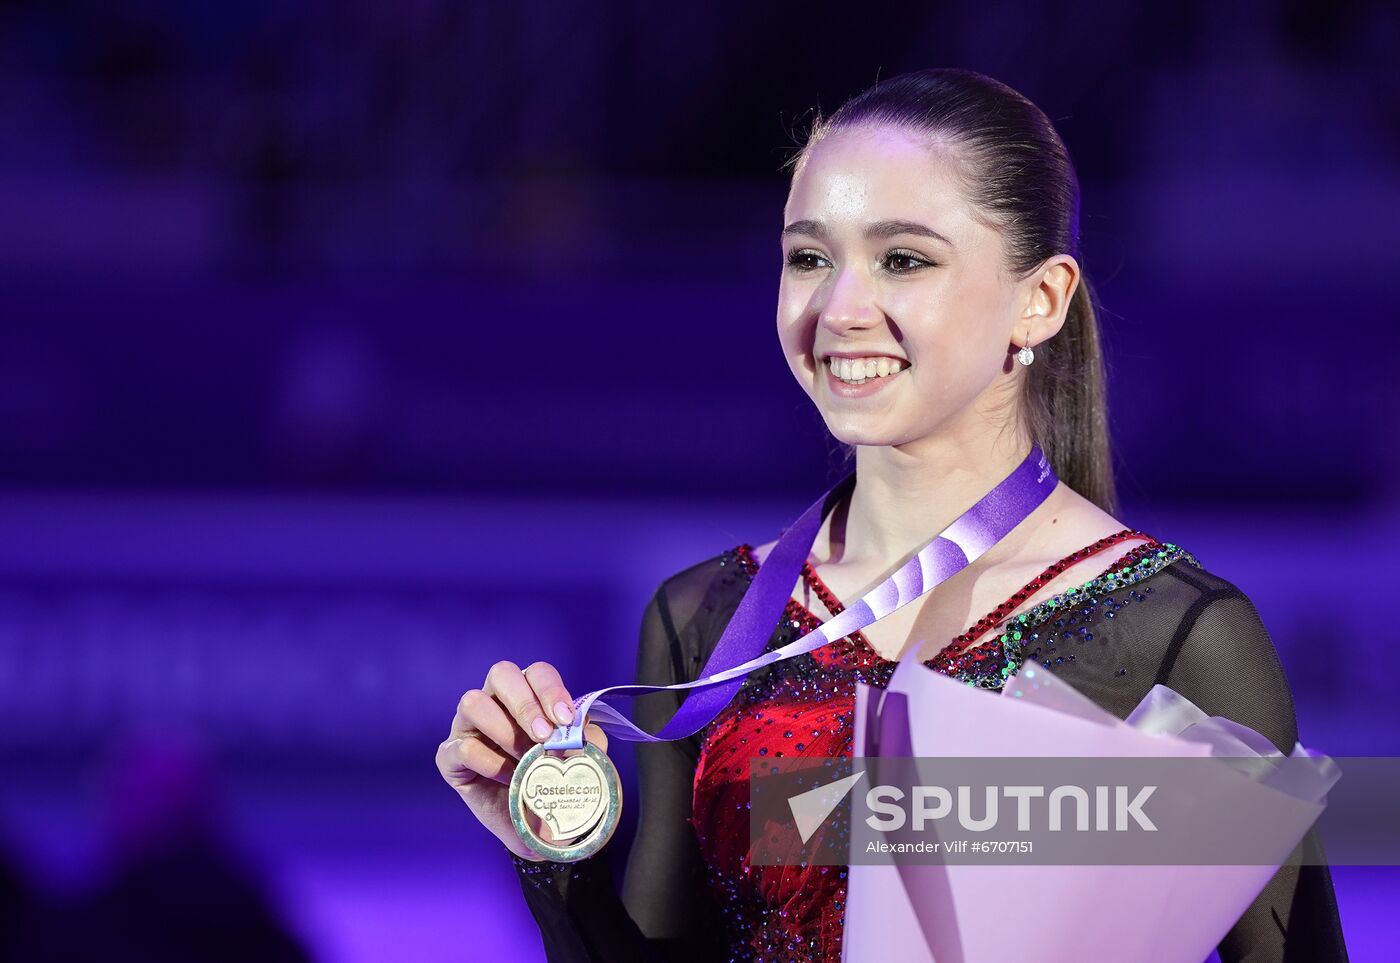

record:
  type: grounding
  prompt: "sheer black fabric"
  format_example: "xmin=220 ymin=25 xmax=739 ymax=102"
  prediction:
xmin=511 ymin=550 xmax=1348 ymax=962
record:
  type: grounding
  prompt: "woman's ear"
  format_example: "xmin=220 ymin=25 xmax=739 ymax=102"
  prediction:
xmin=1018 ymin=255 xmax=1079 ymax=344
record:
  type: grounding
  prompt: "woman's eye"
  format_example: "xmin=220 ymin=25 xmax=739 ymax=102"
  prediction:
xmin=785 ymin=250 xmax=826 ymax=271
xmin=884 ymin=250 xmax=933 ymax=273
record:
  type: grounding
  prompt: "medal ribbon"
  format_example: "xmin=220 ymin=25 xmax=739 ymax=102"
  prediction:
xmin=543 ymin=445 xmax=1058 ymax=751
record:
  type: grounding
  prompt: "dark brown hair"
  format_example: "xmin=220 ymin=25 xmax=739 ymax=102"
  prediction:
xmin=784 ymin=68 xmax=1118 ymax=514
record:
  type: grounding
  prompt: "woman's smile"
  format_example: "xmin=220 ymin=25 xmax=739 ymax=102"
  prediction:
xmin=821 ymin=353 xmax=910 ymax=398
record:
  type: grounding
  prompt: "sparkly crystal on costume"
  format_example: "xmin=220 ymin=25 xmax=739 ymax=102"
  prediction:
xmin=688 ymin=531 xmax=1197 ymax=961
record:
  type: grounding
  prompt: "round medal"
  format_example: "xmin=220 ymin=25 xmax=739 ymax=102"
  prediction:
xmin=509 ymin=741 xmax=622 ymax=862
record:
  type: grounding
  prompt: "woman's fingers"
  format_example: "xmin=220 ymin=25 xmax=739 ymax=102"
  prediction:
xmin=439 ymin=716 xmax=608 ymax=791
xmin=451 ymin=660 xmax=604 ymax=768
xmin=452 ymin=687 xmax=533 ymax=760
xmin=583 ymin=721 xmax=609 ymax=753
xmin=484 ymin=660 xmax=554 ymax=744
xmin=523 ymin=661 xmax=575 ymax=727
xmin=438 ymin=732 xmax=514 ymax=786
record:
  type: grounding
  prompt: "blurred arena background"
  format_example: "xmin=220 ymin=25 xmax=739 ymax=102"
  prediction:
xmin=0 ymin=2 xmax=1396 ymax=959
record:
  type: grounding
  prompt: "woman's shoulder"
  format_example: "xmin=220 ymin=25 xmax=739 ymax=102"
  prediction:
xmin=655 ymin=543 xmax=751 ymax=590
xmin=1130 ymin=545 xmax=1300 ymax=752
xmin=1133 ymin=540 xmax=1265 ymax=615
xmin=1107 ymin=542 xmax=1291 ymax=696
xmin=649 ymin=543 xmax=755 ymax=632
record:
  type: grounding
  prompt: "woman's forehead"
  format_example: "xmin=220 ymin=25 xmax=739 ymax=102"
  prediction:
xmin=786 ymin=127 xmax=970 ymax=236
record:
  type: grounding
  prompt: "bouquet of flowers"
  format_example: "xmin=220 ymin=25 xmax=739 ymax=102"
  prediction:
xmin=841 ymin=658 xmax=1341 ymax=963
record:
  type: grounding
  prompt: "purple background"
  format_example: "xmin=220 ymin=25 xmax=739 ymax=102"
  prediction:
xmin=1 ymin=2 xmax=1397 ymax=960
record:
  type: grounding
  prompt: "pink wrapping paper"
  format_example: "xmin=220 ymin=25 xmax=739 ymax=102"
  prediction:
xmin=841 ymin=659 xmax=1340 ymax=963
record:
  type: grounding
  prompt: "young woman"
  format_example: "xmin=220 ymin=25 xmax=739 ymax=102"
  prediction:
xmin=436 ymin=68 xmax=1348 ymax=962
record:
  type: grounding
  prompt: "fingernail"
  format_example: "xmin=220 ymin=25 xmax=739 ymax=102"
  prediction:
xmin=531 ymin=717 xmax=552 ymax=741
xmin=554 ymin=702 xmax=574 ymax=725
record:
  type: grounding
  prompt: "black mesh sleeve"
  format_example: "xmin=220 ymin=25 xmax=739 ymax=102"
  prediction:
xmin=511 ymin=581 xmax=728 ymax=962
xmin=1158 ymin=590 xmax=1349 ymax=962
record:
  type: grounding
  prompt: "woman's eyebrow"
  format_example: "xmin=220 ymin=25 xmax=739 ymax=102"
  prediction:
xmin=781 ymin=218 xmax=954 ymax=247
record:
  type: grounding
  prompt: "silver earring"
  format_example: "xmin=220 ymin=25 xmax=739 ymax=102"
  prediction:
xmin=1016 ymin=343 xmax=1035 ymax=366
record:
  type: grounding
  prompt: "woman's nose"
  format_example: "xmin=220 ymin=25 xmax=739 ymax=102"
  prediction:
xmin=818 ymin=267 xmax=881 ymax=335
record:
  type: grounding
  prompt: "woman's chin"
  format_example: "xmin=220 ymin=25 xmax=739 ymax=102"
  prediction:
xmin=824 ymin=422 xmax=907 ymax=449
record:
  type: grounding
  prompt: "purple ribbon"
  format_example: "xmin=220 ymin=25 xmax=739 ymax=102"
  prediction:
xmin=543 ymin=445 xmax=1058 ymax=751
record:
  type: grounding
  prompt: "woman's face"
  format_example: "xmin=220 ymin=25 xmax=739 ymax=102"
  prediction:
xmin=777 ymin=123 xmax=1068 ymax=450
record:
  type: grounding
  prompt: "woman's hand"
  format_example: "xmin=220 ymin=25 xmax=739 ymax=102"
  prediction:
xmin=436 ymin=659 xmax=610 ymax=861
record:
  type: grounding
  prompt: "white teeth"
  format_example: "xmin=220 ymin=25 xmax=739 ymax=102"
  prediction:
xmin=826 ymin=356 xmax=906 ymax=385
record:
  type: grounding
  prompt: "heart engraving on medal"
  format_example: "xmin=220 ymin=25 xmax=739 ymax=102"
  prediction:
xmin=520 ymin=752 xmax=607 ymax=841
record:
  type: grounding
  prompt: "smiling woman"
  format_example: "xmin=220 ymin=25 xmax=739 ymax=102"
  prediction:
xmin=439 ymin=67 xmax=1349 ymax=962
xmin=774 ymin=113 xmax=1098 ymax=527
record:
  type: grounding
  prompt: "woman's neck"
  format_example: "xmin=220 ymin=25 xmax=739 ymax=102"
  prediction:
xmin=822 ymin=432 xmax=1053 ymax=569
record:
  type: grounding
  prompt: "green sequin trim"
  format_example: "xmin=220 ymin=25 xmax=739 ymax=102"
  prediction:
xmin=950 ymin=542 xmax=1201 ymax=690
